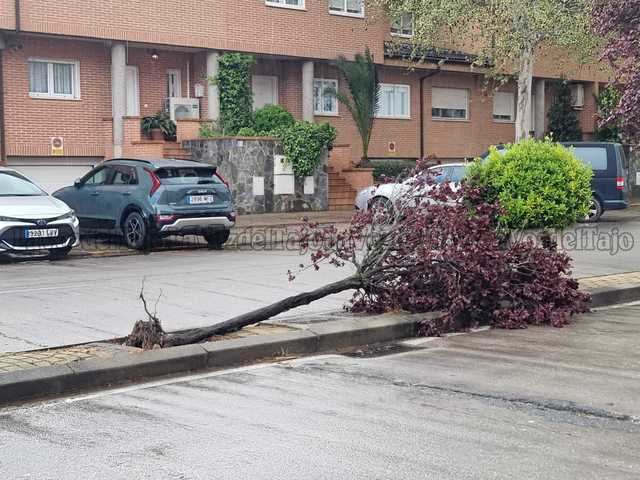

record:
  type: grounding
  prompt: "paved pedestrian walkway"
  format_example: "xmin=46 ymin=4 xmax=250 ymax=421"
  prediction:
xmin=579 ymin=271 xmax=640 ymax=290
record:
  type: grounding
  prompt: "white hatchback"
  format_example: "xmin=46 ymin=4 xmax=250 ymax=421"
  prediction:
xmin=0 ymin=168 xmax=80 ymax=258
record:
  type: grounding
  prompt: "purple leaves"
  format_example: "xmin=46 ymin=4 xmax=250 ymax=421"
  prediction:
xmin=297 ymin=164 xmax=590 ymax=335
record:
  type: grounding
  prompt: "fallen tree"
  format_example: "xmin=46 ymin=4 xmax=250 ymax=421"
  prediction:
xmin=127 ymin=158 xmax=590 ymax=349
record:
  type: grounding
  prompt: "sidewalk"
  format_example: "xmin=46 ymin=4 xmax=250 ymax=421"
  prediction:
xmin=74 ymin=209 xmax=355 ymax=257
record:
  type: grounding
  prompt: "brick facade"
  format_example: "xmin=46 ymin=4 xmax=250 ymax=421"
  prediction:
xmin=0 ymin=0 xmax=609 ymax=166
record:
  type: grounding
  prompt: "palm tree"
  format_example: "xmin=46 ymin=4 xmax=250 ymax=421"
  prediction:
xmin=330 ymin=48 xmax=380 ymax=167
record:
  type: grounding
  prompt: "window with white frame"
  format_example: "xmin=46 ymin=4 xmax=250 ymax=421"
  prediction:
xmin=377 ymin=84 xmax=410 ymax=119
xmin=493 ymin=91 xmax=515 ymax=122
xmin=167 ymin=69 xmax=182 ymax=98
xmin=391 ymin=13 xmax=414 ymax=37
xmin=431 ymin=87 xmax=468 ymax=120
xmin=265 ymin=0 xmax=304 ymax=9
xmin=313 ymin=79 xmax=338 ymax=115
xmin=329 ymin=0 xmax=364 ymax=17
xmin=28 ymin=59 xmax=80 ymax=99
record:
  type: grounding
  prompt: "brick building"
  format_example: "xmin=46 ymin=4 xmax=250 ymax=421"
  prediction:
xmin=0 ymin=0 xmax=609 ymax=194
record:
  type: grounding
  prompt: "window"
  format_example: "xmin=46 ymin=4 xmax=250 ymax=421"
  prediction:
xmin=83 ymin=167 xmax=112 ymax=186
xmin=111 ymin=166 xmax=138 ymax=186
xmin=572 ymin=147 xmax=608 ymax=171
xmin=391 ymin=13 xmax=414 ymax=37
xmin=313 ymin=79 xmax=338 ymax=116
xmin=167 ymin=69 xmax=182 ymax=98
xmin=493 ymin=91 xmax=515 ymax=122
xmin=329 ymin=0 xmax=364 ymax=17
xmin=266 ymin=0 xmax=304 ymax=8
xmin=377 ymin=84 xmax=410 ymax=119
xmin=28 ymin=59 xmax=80 ymax=99
xmin=432 ymin=87 xmax=468 ymax=120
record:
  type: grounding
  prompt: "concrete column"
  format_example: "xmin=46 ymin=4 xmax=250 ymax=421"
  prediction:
xmin=534 ymin=79 xmax=546 ymax=139
xmin=302 ymin=61 xmax=314 ymax=122
xmin=111 ymin=43 xmax=126 ymax=158
xmin=206 ymin=51 xmax=220 ymax=122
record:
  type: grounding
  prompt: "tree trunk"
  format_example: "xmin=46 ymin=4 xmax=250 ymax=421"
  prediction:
xmin=162 ymin=276 xmax=363 ymax=347
xmin=515 ymin=47 xmax=534 ymax=142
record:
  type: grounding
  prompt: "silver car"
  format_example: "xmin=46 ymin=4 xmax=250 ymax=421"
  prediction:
xmin=0 ymin=167 xmax=79 ymax=259
xmin=355 ymin=163 xmax=469 ymax=211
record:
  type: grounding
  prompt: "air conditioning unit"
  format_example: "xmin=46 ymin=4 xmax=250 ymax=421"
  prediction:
xmin=165 ymin=97 xmax=200 ymax=121
xmin=570 ymin=84 xmax=585 ymax=109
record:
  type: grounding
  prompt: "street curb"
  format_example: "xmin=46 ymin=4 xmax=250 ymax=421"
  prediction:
xmin=0 ymin=312 xmax=439 ymax=407
xmin=590 ymin=285 xmax=640 ymax=308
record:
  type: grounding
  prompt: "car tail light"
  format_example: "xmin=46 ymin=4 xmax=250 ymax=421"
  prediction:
xmin=145 ymin=168 xmax=162 ymax=197
xmin=214 ymin=171 xmax=229 ymax=188
xmin=227 ymin=211 xmax=236 ymax=222
xmin=616 ymin=177 xmax=625 ymax=190
xmin=155 ymin=214 xmax=177 ymax=224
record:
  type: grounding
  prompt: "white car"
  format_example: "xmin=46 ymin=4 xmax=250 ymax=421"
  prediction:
xmin=0 ymin=167 xmax=80 ymax=259
xmin=354 ymin=163 xmax=469 ymax=212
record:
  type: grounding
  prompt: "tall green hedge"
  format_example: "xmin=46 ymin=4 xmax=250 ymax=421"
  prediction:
xmin=215 ymin=53 xmax=255 ymax=135
xmin=468 ymin=139 xmax=592 ymax=229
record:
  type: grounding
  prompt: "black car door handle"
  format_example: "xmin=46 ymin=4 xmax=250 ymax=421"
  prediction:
xmin=90 ymin=192 xmax=100 ymax=196
xmin=122 ymin=192 xmax=131 ymax=196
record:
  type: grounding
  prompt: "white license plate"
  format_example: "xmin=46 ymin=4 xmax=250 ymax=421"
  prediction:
xmin=188 ymin=195 xmax=214 ymax=205
xmin=25 ymin=228 xmax=59 ymax=239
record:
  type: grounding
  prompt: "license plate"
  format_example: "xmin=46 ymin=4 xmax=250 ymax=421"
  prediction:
xmin=25 ymin=228 xmax=59 ymax=239
xmin=188 ymin=195 xmax=214 ymax=205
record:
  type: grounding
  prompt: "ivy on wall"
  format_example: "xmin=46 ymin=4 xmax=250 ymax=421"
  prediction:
xmin=213 ymin=53 xmax=255 ymax=135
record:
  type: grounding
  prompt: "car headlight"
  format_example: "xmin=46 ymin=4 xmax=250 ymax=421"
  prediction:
xmin=55 ymin=211 xmax=77 ymax=222
xmin=0 ymin=216 xmax=21 ymax=222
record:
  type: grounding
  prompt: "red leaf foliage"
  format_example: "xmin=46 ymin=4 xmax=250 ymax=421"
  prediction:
xmin=297 ymin=165 xmax=590 ymax=334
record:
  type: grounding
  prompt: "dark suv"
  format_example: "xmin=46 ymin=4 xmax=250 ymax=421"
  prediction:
xmin=54 ymin=158 xmax=235 ymax=250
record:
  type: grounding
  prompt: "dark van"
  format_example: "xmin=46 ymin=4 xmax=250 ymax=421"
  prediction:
xmin=560 ymin=142 xmax=630 ymax=222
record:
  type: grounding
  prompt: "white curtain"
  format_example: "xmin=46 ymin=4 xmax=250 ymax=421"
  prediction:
xmin=29 ymin=62 xmax=48 ymax=94
xmin=53 ymin=63 xmax=73 ymax=95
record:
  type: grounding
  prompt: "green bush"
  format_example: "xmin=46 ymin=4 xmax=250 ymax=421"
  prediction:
xmin=468 ymin=139 xmax=592 ymax=229
xmin=253 ymin=105 xmax=294 ymax=135
xmin=237 ymin=127 xmax=258 ymax=136
xmin=372 ymin=160 xmax=415 ymax=182
xmin=278 ymin=122 xmax=337 ymax=177
xmin=215 ymin=53 xmax=255 ymax=135
xmin=199 ymin=122 xmax=223 ymax=138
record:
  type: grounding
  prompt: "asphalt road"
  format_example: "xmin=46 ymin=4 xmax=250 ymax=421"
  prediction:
xmin=0 ymin=209 xmax=639 ymax=353
xmin=1 ymin=305 xmax=638 ymax=479
xmin=0 ymin=248 xmax=354 ymax=353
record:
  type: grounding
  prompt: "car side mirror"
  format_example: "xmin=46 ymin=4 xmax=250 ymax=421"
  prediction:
xmin=74 ymin=178 xmax=82 ymax=188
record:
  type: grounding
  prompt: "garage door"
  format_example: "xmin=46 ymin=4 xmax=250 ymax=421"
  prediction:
xmin=7 ymin=158 xmax=97 ymax=194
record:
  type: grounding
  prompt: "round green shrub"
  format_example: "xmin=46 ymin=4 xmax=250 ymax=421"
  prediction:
xmin=253 ymin=105 xmax=294 ymax=135
xmin=467 ymin=139 xmax=592 ymax=229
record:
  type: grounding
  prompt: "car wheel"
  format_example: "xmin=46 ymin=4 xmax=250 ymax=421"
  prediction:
xmin=369 ymin=196 xmax=394 ymax=221
xmin=578 ymin=196 xmax=603 ymax=223
xmin=204 ymin=230 xmax=230 ymax=250
xmin=124 ymin=212 xmax=150 ymax=250
xmin=49 ymin=246 xmax=72 ymax=260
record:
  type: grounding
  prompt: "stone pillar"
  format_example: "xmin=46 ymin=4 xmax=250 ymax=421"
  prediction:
xmin=302 ymin=61 xmax=314 ymax=122
xmin=534 ymin=79 xmax=546 ymax=139
xmin=206 ymin=51 xmax=220 ymax=122
xmin=111 ymin=43 xmax=126 ymax=158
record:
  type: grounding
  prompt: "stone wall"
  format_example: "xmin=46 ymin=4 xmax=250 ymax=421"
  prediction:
xmin=183 ymin=138 xmax=328 ymax=214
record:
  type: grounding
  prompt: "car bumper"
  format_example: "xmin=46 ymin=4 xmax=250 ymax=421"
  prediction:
xmin=0 ymin=218 xmax=80 ymax=253
xmin=603 ymin=200 xmax=629 ymax=211
xmin=156 ymin=216 xmax=235 ymax=235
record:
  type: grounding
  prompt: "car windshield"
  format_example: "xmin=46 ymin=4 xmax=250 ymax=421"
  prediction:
xmin=0 ymin=171 xmax=46 ymax=197
xmin=155 ymin=167 xmax=222 ymax=185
